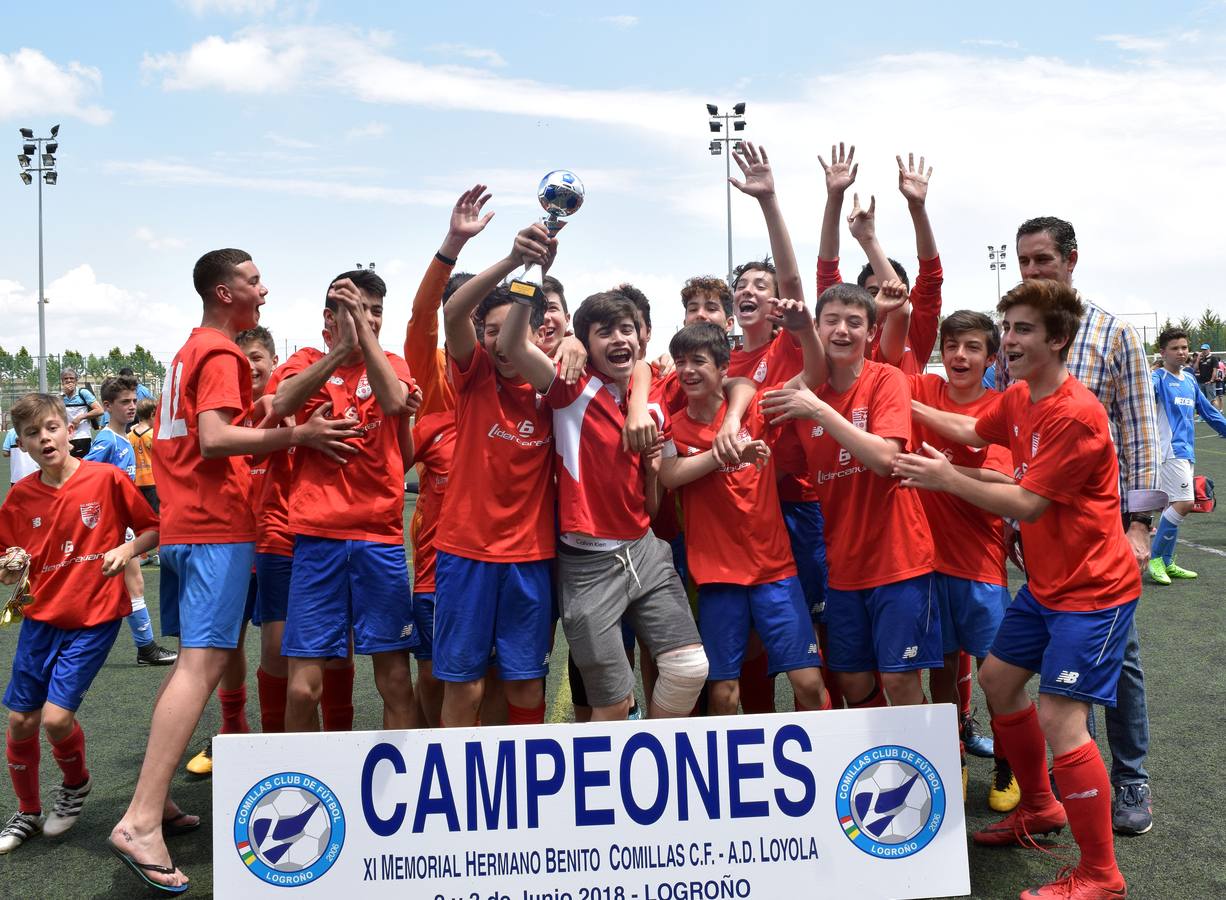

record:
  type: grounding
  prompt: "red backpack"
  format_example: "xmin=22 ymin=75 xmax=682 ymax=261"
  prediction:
xmin=1193 ymin=475 xmax=1216 ymax=514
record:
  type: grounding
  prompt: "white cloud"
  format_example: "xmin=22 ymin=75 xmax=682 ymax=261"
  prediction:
xmin=0 ymin=49 xmax=111 ymax=125
xmin=180 ymin=0 xmax=277 ymax=14
xmin=0 ymin=266 xmax=195 ymax=361
xmin=1097 ymin=33 xmax=1171 ymax=53
xmin=961 ymin=38 xmax=1020 ymax=49
xmin=344 ymin=121 xmax=387 ymax=141
xmin=142 ymin=34 xmax=310 ymax=92
xmin=600 ymin=15 xmax=639 ymax=28
xmin=428 ymin=43 xmax=506 ymax=67
xmin=134 ymin=227 xmax=186 ymax=251
xmin=264 ymin=131 xmax=316 ymax=148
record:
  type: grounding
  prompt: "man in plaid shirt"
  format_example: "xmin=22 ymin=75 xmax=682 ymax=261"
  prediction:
xmin=994 ymin=216 xmax=1164 ymax=837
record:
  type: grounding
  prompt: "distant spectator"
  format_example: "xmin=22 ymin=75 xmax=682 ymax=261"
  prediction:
xmin=130 ymin=399 xmax=159 ymax=515
xmin=1195 ymin=343 xmax=1217 ymax=400
xmin=2 ymin=426 xmax=37 ymax=484
xmin=1215 ymin=360 xmax=1226 ymax=411
xmin=60 ymin=368 xmax=103 ymax=457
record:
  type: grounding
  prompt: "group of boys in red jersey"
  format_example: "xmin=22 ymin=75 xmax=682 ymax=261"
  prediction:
xmin=0 ymin=140 xmax=1147 ymax=900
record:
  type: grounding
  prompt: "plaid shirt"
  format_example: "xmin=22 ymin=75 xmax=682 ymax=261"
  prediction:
xmin=994 ymin=294 xmax=1161 ymax=512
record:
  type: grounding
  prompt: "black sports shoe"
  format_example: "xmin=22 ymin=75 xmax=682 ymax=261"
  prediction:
xmin=137 ymin=642 xmax=178 ymax=666
xmin=960 ymin=710 xmax=995 ymax=758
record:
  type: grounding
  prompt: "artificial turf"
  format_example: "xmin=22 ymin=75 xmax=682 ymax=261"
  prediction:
xmin=1 ymin=425 xmax=1225 ymax=898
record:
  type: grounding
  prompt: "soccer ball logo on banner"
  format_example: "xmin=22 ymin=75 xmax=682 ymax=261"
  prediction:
xmin=835 ymin=745 xmax=945 ymax=859
xmin=234 ymin=772 xmax=346 ymax=887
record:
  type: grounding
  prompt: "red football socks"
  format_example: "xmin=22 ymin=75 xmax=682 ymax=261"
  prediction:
xmin=738 ymin=651 xmax=775 ymax=714
xmin=49 ymin=721 xmax=88 ymax=787
xmin=957 ymin=653 xmax=974 ymax=718
xmin=1053 ymin=740 xmax=1123 ymax=885
xmin=322 ymin=665 xmax=355 ymax=732
xmin=507 ymin=701 xmax=546 ymax=726
xmin=6 ymin=732 xmax=41 ymax=814
xmin=256 ymin=667 xmax=288 ymax=734
xmin=992 ymin=704 xmax=1057 ymax=811
xmin=218 ymin=685 xmax=250 ymax=735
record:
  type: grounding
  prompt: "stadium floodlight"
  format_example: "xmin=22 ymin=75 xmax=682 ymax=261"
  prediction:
xmin=23 ymin=143 xmax=35 ymax=155
xmin=733 ymin=102 xmax=746 ymax=115
xmin=709 ymin=121 xmax=721 ymax=132
xmin=20 ymin=171 xmax=32 ymax=185
xmin=20 ymin=127 xmax=33 ymax=139
xmin=44 ymin=171 xmax=57 ymax=185
xmin=18 ymin=154 xmax=30 ymax=167
xmin=704 ymin=100 xmax=750 ymax=299
xmin=987 ymin=243 xmax=1007 ymax=300
xmin=710 ymin=144 xmax=721 ymax=156
xmin=50 ymin=124 xmax=59 ymax=138
xmin=16 ymin=125 xmax=61 ymax=392
xmin=42 ymin=153 xmax=55 ymax=167
xmin=707 ymin=104 xmax=718 ymax=116
xmin=734 ymin=120 xmax=746 ymax=131
xmin=46 ymin=142 xmax=58 ymax=154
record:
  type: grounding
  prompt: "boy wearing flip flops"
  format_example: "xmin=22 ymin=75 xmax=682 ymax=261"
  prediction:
xmin=0 ymin=392 xmax=159 ymax=854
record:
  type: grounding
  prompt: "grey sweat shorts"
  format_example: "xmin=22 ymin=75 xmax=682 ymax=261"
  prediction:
xmin=558 ymin=531 xmax=700 ymax=708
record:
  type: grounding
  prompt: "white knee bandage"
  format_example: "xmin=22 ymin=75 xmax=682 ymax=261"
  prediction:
xmin=652 ymin=646 xmax=709 ymax=715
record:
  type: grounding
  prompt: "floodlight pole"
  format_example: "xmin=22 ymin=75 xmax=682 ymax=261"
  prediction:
xmin=988 ymin=244 xmax=1007 ymax=306
xmin=18 ymin=127 xmax=58 ymax=392
xmin=37 ymin=156 xmax=46 ymax=393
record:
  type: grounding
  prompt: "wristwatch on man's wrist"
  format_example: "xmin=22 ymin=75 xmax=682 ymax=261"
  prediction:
xmin=1127 ymin=513 xmax=1154 ymax=529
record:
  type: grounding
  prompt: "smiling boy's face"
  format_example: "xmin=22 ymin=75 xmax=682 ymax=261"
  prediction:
xmin=586 ymin=315 xmax=640 ymax=382
xmin=817 ymin=298 xmax=875 ymax=365
xmin=19 ymin=410 xmax=70 ymax=469
xmin=941 ymin=331 xmax=994 ymax=391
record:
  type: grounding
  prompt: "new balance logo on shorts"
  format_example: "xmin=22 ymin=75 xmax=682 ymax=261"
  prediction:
xmin=1055 ymin=670 xmax=1080 ymax=684
xmin=902 ymin=645 xmax=918 ymax=659
xmin=399 ymin=624 xmax=414 ymax=639
xmin=807 ymin=643 xmax=818 ymax=655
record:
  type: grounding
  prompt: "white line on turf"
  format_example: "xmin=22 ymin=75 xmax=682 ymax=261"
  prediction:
xmin=1177 ymin=538 xmax=1226 ymax=558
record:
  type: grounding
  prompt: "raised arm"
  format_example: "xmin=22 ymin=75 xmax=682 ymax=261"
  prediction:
xmin=847 ymin=194 xmax=909 ymax=364
xmin=494 ymin=226 xmax=561 ymax=394
xmin=897 ymin=153 xmax=937 ymax=260
xmin=406 ymin=185 xmax=494 ymax=409
xmin=327 ymin=279 xmax=413 ymax=418
xmin=818 ymin=142 xmax=856 ymax=264
xmin=771 ymin=298 xmax=826 ymax=390
xmin=272 ymin=316 xmax=357 ymax=420
xmin=873 ymin=279 xmax=912 ymax=367
xmin=198 ymin=405 xmax=361 ymax=462
xmin=730 ymin=142 xmax=803 ymax=303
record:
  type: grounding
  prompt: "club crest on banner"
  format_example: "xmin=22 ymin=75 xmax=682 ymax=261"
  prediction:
xmin=234 ymin=772 xmax=346 ymax=887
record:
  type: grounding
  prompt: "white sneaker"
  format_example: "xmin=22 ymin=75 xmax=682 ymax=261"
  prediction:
xmin=43 ymin=776 xmax=92 ymax=837
xmin=0 ymin=810 xmax=45 ymax=853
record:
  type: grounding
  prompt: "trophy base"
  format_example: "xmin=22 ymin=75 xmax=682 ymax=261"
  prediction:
xmin=509 ymin=279 xmax=542 ymax=305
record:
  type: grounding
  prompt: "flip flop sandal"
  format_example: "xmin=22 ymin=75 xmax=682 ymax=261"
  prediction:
xmin=162 ymin=812 xmax=201 ymax=838
xmin=108 ymin=840 xmax=189 ymax=895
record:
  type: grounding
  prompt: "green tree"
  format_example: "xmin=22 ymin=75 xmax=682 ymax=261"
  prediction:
xmin=12 ymin=348 xmax=33 ymax=387
xmin=1196 ymin=308 xmax=1224 ymax=351
xmin=61 ymin=350 xmax=85 ymax=375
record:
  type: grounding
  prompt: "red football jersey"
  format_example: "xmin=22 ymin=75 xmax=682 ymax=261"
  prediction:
xmin=249 ymin=449 xmax=294 ymax=558
xmin=434 ymin=347 xmax=555 ymax=563
xmin=0 ymin=461 xmax=158 ymax=628
xmin=668 ymin=398 xmax=796 ymax=586
xmin=727 ymin=331 xmax=816 ymax=503
xmin=279 ymin=347 xmax=416 ymax=545
xmin=975 ymin=378 xmax=1141 ymax=610
xmin=153 ymin=328 xmax=255 ymax=544
xmin=908 ymin=374 xmax=1010 ymax=586
xmin=792 ymin=360 xmax=934 ymax=590
xmin=546 ymin=364 xmax=666 ymax=541
xmin=409 ymin=410 xmax=455 ymax=592
xmin=647 ymin=370 xmax=684 ymax=542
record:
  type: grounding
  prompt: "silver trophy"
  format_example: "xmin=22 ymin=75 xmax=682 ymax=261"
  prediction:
xmin=517 ymin=170 xmax=584 ymax=289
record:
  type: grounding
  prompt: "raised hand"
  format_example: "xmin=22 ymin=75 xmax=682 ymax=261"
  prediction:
xmin=874 ymin=279 xmax=909 ymax=316
xmin=847 ymin=193 xmax=876 ymax=244
xmin=556 ymin=335 xmax=588 ymax=385
xmin=768 ymin=297 xmax=812 ymax=333
xmin=818 ymin=142 xmax=858 ymax=196
xmin=511 ymin=223 xmax=554 ymax=269
xmin=449 ymin=184 xmax=495 ymax=242
xmin=729 ymin=142 xmax=775 ymax=199
xmin=326 ymin=281 xmax=362 ymax=350
xmin=896 ymin=153 xmax=933 ymax=207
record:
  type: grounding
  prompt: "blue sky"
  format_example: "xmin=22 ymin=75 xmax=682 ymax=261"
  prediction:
xmin=4 ymin=0 xmax=1226 ymax=364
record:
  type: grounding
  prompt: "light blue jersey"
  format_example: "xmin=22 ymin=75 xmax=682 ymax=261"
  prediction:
xmin=85 ymin=427 xmax=137 ymax=482
xmin=1152 ymin=366 xmax=1226 ymax=463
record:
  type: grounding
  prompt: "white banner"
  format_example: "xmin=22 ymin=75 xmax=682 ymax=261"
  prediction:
xmin=214 ymin=706 xmax=970 ymax=899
